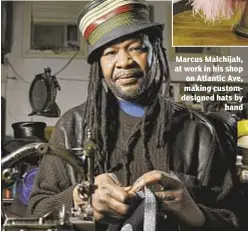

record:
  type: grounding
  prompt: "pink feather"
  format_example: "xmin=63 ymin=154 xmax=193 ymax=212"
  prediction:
xmin=187 ymin=0 xmax=245 ymax=21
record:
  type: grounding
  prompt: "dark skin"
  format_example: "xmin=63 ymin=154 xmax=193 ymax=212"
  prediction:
xmin=100 ymin=33 xmax=153 ymax=102
xmin=130 ymin=170 xmax=206 ymax=228
xmin=91 ymin=174 xmax=137 ymax=224
xmin=73 ymin=34 xmax=206 ymax=227
xmin=73 ymin=173 xmax=138 ymax=224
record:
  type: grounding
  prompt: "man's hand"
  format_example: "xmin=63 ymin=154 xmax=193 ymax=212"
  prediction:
xmin=129 ymin=170 xmax=206 ymax=228
xmin=73 ymin=173 xmax=137 ymax=224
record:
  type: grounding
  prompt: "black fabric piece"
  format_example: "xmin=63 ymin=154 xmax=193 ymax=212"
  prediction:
xmin=107 ymin=199 xmax=145 ymax=231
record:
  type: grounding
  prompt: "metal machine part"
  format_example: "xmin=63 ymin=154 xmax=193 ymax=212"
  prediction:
xmin=1 ymin=131 xmax=97 ymax=231
xmin=1 ymin=142 xmax=48 ymax=167
xmin=2 ymin=168 xmax=18 ymax=185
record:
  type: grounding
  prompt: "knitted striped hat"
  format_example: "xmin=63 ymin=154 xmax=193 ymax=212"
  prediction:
xmin=77 ymin=0 xmax=164 ymax=63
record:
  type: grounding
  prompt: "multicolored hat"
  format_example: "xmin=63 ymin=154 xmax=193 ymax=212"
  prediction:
xmin=77 ymin=0 xmax=164 ymax=63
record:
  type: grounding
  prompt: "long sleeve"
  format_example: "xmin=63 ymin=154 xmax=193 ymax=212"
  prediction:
xmin=26 ymin=106 xmax=85 ymax=217
xmin=26 ymin=155 xmax=75 ymax=217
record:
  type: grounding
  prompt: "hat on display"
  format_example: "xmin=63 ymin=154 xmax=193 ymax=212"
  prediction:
xmin=77 ymin=0 xmax=164 ymax=63
xmin=238 ymin=120 xmax=248 ymax=138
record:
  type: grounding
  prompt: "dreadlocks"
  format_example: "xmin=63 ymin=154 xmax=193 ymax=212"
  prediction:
xmin=83 ymin=36 xmax=173 ymax=185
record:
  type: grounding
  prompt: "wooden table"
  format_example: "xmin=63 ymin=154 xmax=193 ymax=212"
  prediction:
xmin=173 ymin=11 xmax=248 ymax=46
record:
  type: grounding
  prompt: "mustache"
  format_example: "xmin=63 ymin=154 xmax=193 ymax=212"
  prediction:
xmin=113 ymin=69 xmax=144 ymax=80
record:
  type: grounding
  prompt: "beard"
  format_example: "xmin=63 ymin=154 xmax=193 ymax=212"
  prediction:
xmin=105 ymin=66 xmax=155 ymax=102
xmin=108 ymin=74 xmax=149 ymax=102
xmin=107 ymin=81 xmax=143 ymax=101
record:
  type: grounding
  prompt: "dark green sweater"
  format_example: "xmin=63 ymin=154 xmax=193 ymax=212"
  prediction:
xmin=108 ymin=109 xmax=169 ymax=185
xmin=26 ymin=108 xmax=169 ymax=221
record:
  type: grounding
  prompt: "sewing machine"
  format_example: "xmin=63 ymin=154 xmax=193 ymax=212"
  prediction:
xmin=1 ymin=131 xmax=97 ymax=231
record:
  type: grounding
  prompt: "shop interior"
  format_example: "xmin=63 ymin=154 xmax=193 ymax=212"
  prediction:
xmin=1 ymin=1 xmax=248 ymax=229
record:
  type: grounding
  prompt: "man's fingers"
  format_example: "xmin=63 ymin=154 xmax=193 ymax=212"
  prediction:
xmin=106 ymin=197 xmax=130 ymax=215
xmin=92 ymin=183 xmax=138 ymax=223
xmin=124 ymin=186 xmax=132 ymax=191
xmin=130 ymin=171 xmax=161 ymax=192
xmin=130 ymin=171 xmax=181 ymax=192
xmin=155 ymin=190 xmax=178 ymax=202
xmin=95 ymin=174 xmax=136 ymax=203
xmin=106 ymin=173 xmax=123 ymax=186
xmin=92 ymin=189 xmax=129 ymax=223
xmin=104 ymin=183 xmax=136 ymax=204
xmin=95 ymin=173 xmax=122 ymax=186
xmin=92 ymin=194 xmax=127 ymax=218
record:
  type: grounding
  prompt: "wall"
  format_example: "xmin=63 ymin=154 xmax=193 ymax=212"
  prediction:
xmin=1 ymin=1 xmax=248 ymax=136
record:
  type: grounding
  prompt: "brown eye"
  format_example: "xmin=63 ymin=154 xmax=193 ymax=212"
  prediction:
xmin=129 ymin=46 xmax=148 ymax=53
xmin=104 ymin=50 xmax=116 ymax=57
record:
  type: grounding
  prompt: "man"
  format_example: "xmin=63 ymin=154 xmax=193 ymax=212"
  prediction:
xmin=27 ymin=0 xmax=244 ymax=230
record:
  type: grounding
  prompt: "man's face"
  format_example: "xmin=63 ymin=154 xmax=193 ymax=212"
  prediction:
xmin=100 ymin=34 xmax=153 ymax=101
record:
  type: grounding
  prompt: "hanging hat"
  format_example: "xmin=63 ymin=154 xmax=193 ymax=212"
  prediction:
xmin=78 ymin=0 xmax=164 ymax=63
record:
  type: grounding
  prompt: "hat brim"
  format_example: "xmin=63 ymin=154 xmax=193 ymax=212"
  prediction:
xmin=87 ymin=22 xmax=164 ymax=64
